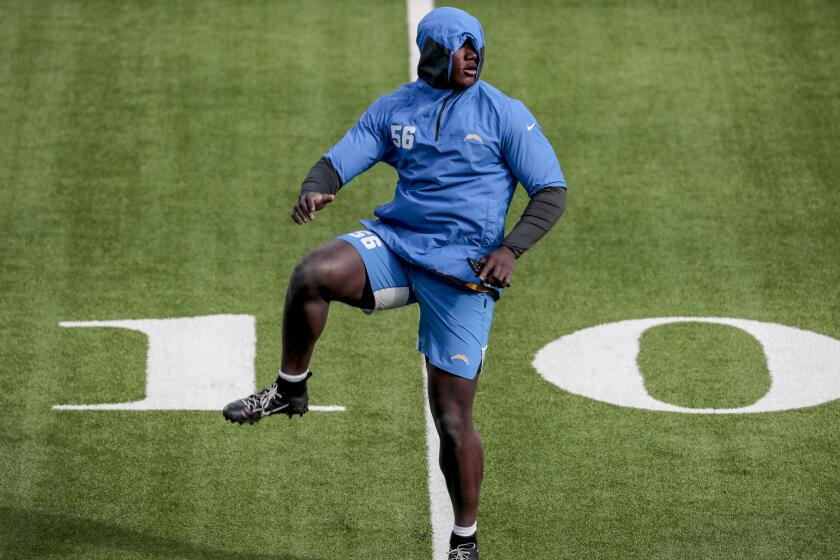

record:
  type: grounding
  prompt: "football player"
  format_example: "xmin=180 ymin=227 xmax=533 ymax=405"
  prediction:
xmin=224 ymin=7 xmax=567 ymax=559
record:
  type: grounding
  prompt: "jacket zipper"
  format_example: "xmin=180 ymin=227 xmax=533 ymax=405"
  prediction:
xmin=435 ymin=92 xmax=457 ymax=141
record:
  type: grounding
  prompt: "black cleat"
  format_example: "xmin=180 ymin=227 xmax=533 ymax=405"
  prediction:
xmin=222 ymin=377 xmax=309 ymax=425
xmin=447 ymin=543 xmax=479 ymax=559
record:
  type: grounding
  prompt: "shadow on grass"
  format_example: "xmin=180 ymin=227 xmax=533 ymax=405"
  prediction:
xmin=0 ymin=506 xmax=320 ymax=560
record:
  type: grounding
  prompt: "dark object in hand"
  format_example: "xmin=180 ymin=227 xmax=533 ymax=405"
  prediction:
xmin=467 ymin=257 xmax=483 ymax=276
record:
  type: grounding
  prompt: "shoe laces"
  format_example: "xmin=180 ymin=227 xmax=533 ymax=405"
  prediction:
xmin=448 ymin=543 xmax=476 ymax=559
xmin=243 ymin=383 xmax=281 ymax=413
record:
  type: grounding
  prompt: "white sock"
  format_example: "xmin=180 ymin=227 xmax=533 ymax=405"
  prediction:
xmin=278 ymin=369 xmax=309 ymax=383
xmin=452 ymin=522 xmax=477 ymax=538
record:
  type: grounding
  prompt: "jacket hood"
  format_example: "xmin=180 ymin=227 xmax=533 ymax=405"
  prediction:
xmin=416 ymin=7 xmax=485 ymax=89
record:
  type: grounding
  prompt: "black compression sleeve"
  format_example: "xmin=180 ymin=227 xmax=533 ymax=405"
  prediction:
xmin=501 ymin=187 xmax=567 ymax=258
xmin=300 ymin=157 xmax=343 ymax=196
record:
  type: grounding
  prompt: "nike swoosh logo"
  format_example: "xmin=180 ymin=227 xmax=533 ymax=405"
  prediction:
xmin=527 ymin=122 xmax=536 ymax=131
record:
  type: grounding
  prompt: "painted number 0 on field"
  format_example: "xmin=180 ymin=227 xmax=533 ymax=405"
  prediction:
xmin=533 ymin=317 xmax=840 ymax=414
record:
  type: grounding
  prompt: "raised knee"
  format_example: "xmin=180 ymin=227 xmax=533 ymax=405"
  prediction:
xmin=290 ymin=253 xmax=325 ymax=295
xmin=290 ymin=250 xmax=342 ymax=298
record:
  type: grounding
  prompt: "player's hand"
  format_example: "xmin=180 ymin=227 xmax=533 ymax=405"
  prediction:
xmin=478 ymin=246 xmax=515 ymax=288
xmin=291 ymin=192 xmax=335 ymax=224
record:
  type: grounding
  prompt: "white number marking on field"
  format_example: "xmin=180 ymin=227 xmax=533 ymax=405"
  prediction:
xmin=533 ymin=317 xmax=840 ymax=414
xmin=55 ymin=315 xmax=345 ymax=412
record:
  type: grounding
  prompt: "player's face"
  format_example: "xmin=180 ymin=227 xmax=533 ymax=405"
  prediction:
xmin=451 ymin=39 xmax=479 ymax=88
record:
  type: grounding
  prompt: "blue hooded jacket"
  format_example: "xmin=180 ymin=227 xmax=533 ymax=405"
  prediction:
xmin=327 ymin=7 xmax=565 ymax=286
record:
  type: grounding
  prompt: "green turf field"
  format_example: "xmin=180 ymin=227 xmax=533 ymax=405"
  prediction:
xmin=1 ymin=1 xmax=839 ymax=558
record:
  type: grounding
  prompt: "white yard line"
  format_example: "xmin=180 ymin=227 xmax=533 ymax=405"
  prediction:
xmin=407 ymin=0 xmax=433 ymax=81
xmin=422 ymin=358 xmax=452 ymax=560
xmin=406 ymin=1 xmax=450 ymax=557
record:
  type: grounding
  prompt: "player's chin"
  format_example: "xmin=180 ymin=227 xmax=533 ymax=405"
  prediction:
xmin=454 ymin=74 xmax=477 ymax=88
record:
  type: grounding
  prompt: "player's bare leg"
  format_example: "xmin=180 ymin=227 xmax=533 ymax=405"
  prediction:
xmin=426 ymin=361 xmax=484 ymax=547
xmin=281 ymin=239 xmax=373 ymax=373
xmin=224 ymin=240 xmax=371 ymax=423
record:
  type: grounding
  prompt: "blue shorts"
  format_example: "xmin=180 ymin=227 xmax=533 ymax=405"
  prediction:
xmin=338 ymin=230 xmax=495 ymax=380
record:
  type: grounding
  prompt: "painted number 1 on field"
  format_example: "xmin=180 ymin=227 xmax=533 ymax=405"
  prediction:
xmin=55 ymin=315 xmax=345 ymax=412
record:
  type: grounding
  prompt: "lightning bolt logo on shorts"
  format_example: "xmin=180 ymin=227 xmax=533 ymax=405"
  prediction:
xmin=463 ymin=134 xmax=483 ymax=144
xmin=451 ymin=354 xmax=470 ymax=365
